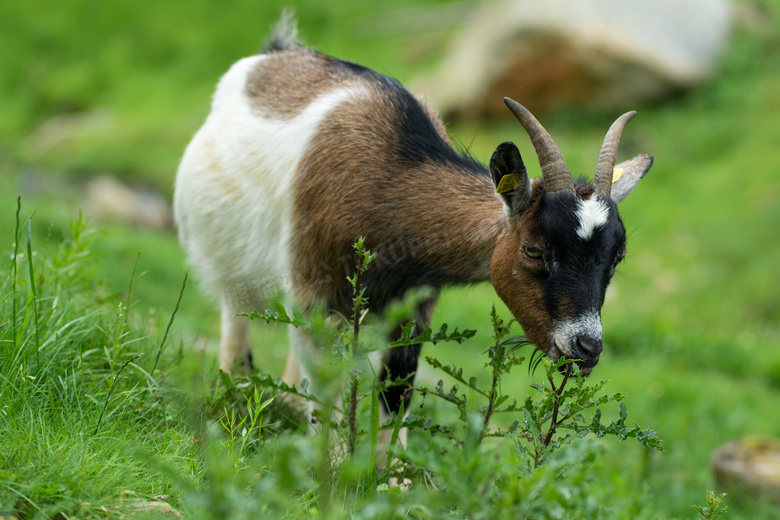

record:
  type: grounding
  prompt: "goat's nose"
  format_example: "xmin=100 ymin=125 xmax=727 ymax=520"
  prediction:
xmin=575 ymin=336 xmax=602 ymax=365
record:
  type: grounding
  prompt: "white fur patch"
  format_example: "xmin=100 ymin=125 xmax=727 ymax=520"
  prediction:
xmin=576 ymin=198 xmax=610 ymax=240
xmin=175 ymin=55 xmax=369 ymax=371
xmin=175 ymin=55 xmax=363 ymax=299
xmin=552 ymin=313 xmax=602 ymax=358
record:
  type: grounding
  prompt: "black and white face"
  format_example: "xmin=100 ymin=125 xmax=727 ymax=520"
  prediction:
xmin=491 ymin=184 xmax=627 ymax=375
xmin=533 ymin=190 xmax=627 ymax=372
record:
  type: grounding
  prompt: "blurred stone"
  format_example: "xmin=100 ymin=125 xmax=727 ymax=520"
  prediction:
xmin=26 ymin=110 xmax=115 ymax=156
xmin=712 ymin=437 xmax=780 ymax=505
xmin=414 ymin=0 xmax=734 ymax=118
xmin=123 ymin=498 xmax=182 ymax=518
xmin=85 ymin=176 xmax=172 ymax=230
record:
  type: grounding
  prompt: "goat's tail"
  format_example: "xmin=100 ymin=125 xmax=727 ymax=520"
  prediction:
xmin=261 ymin=8 xmax=300 ymax=53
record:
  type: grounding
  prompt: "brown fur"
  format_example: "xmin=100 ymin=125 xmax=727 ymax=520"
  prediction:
xmin=267 ymin=49 xmax=559 ymax=354
xmin=490 ymin=180 xmax=557 ymax=352
xmin=291 ymin=92 xmax=504 ymax=312
xmin=245 ymin=48 xmax=357 ymax=118
xmin=267 ymin=49 xmax=506 ymax=312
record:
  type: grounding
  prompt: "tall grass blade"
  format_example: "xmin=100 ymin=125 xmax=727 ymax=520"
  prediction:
xmin=95 ymin=353 xmax=142 ymax=435
xmin=125 ymin=252 xmax=142 ymax=327
xmin=385 ymin=398 xmax=404 ymax=475
xmin=11 ymin=195 xmax=21 ymax=351
xmin=151 ymin=273 xmax=187 ymax=377
xmin=26 ymin=218 xmax=40 ymax=358
xmin=368 ymin=381 xmax=380 ymax=475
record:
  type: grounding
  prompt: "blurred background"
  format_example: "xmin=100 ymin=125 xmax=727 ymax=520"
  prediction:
xmin=1 ymin=0 xmax=779 ymax=516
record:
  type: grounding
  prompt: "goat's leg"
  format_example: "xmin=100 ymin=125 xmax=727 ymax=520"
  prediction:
xmin=282 ymin=326 xmax=321 ymax=417
xmin=377 ymin=295 xmax=438 ymax=469
xmin=379 ymin=343 xmax=422 ymax=417
xmin=218 ymin=297 xmax=253 ymax=373
xmin=377 ymin=342 xmax=421 ymax=459
xmin=281 ymin=341 xmax=303 ymax=391
xmin=287 ymin=325 xmax=339 ymax=430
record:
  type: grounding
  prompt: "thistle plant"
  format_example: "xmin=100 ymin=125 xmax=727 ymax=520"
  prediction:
xmin=400 ymin=308 xmax=662 ymax=472
xmin=244 ymin=238 xmax=663 ymax=507
xmin=693 ymin=491 xmax=728 ymax=520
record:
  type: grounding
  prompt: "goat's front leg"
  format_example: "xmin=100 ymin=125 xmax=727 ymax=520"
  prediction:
xmin=286 ymin=325 xmax=330 ymax=428
xmin=288 ymin=324 xmax=355 ymax=464
xmin=377 ymin=295 xmax=437 ymax=469
xmin=377 ymin=342 xmax=421 ymax=456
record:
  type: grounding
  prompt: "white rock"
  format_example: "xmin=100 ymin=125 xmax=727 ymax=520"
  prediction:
xmin=85 ymin=176 xmax=172 ymax=230
xmin=415 ymin=0 xmax=733 ymax=117
xmin=713 ymin=437 xmax=780 ymax=505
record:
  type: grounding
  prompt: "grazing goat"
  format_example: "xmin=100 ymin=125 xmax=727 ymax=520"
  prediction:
xmin=173 ymin=23 xmax=653 ymax=426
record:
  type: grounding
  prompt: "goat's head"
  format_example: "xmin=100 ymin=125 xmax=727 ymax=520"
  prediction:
xmin=489 ymin=98 xmax=653 ymax=375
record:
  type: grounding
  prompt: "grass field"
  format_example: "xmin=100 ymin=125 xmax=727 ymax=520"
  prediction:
xmin=2 ymin=0 xmax=780 ymax=518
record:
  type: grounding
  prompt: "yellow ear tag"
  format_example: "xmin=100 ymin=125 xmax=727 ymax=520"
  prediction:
xmin=612 ymin=167 xmax=624 ymax=184
xmin=496 ymin=173 xmax=520 ymax=194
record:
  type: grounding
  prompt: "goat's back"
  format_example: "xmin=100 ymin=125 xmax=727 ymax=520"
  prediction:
xmin=174 ymin=47 xmax=493 ymax=310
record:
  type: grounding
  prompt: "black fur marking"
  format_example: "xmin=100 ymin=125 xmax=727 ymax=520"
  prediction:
xmin=363 ymin=259 xmax=447 ymax=312
xmin=537 ymin=191 xmax=626 ymax=320
xmin=394 ymin=85 xmax=486 ymax=174
xmin=326 ymin=258 xmax=447 ymax=316
xmin=323 ymin=54 xmax=487 ymax=175
xmin=245 ymin=349 xmax=254 ymax=371
xmin=326 ymin=54 xmax=380 ymax=77
xmin=379 ymin=343 xmax=422 ymax=414
xmin=397 ymin=90 xmax=470 ymax=167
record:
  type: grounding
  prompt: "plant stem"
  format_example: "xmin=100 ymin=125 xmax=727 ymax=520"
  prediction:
xmin=140 ymin=273 xmax=188 ymax=409
xmin=26 ymin=219 xmax=40 ymax=361
xmin=348 ymin=256 xmax=364 ymax=455
xmin=349 ymin=374 xmax=358 ymax=455
xmin=542 ymin=363 xmax=572 ymax=447
xmin=95 ymin=353 xmax=142 ymax=435
xmin=352 ymin=262 xmax=362 ymax=358
xmin=482 ymin=346 xmax=502 ymax=439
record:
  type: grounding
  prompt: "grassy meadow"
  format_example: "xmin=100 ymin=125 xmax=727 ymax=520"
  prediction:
xmin=2 ymin=0 xmax=780 ymax=518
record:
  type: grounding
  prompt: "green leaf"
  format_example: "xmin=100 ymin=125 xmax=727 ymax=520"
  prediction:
xmin=390 ymin=323 xmax=476 ymax=348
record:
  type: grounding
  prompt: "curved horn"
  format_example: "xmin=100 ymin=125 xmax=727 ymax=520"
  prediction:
xmin=594 ymin=111 xmax=637 ymax=198
xmin=503 ymin=97 xmax=574 ymax=195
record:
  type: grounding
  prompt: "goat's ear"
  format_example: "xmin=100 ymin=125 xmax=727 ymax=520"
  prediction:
xmin=490 ymin=142 xmax=533 ymax=214
xmin=610 ymin=154 xmax=654 ymax=204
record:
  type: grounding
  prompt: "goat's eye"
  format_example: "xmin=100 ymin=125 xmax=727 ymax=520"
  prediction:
xmin=523 ymin=245 xmax=543 ymax=259
xmin=609 ymin=249 xmax=626 ymax=276
xmin=616 ymin=248 xmax=626 ymax=265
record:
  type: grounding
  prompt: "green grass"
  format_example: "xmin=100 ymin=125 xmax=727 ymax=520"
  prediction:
xmin=0 ymin=215 xmax=190 ymax=517
xmin=2 ymin=0 xmax=780 ymax=518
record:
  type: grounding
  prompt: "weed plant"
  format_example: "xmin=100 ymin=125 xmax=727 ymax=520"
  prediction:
xmin=1 ymin=208 xmax=729 ymax=519
xmin=235 ymin=239 xmax=664 ymax=519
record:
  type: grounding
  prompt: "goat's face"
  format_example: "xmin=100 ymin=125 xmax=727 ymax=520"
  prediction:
xmin=491 ymin=184 xmax=627 ymax=374
xmin=489 ymin=99 xmax=653 ymax=374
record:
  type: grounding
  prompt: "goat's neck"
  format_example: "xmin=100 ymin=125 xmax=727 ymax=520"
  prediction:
xmin=401 ymin=165 xmax=505 ymax=285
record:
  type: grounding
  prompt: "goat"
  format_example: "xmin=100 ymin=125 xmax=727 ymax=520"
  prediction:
xmin=173 ymin=22 xmax=653 ymax=429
